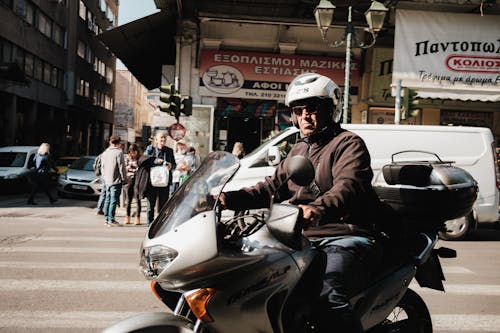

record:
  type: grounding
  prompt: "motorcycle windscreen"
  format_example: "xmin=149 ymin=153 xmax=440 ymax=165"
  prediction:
xmin=149 ymin=151 xmax=240 ymax=238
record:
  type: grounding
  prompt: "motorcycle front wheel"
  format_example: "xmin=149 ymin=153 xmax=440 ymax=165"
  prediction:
xmin=370 ymin=288 xmax=432 ymax=333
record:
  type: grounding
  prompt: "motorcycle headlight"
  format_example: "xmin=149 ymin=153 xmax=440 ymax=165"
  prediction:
xmin=140 ymin=245 xmax=178 ymax=279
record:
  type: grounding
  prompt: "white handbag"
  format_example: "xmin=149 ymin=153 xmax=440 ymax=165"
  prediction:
xmin=150 ymin=165 xmax=169 ymax=187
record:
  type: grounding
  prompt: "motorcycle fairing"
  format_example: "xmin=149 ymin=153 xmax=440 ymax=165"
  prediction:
xmin=102 ymin=312 xmax=194 ymax=333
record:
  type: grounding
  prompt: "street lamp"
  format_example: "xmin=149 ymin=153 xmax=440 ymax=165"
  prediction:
xmin=314 ymin=0 xmax=388 ymax=123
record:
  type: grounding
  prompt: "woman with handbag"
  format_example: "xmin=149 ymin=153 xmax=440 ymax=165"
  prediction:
xmin=144 ymin=131 xmax=176 ymax=226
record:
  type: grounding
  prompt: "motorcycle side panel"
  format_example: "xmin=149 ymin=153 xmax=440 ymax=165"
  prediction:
xmin=102 ymin=312 xmax=194 ymax=333
xmin=352 ymin=264 xmax=416 ymax=330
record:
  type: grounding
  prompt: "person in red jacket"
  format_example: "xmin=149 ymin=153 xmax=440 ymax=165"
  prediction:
xmin=220 ymin=73 xmax=385 ymax=332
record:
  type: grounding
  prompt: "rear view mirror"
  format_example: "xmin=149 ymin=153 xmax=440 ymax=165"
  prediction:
xmin=287 ymin=155 xmax=314 ymax=186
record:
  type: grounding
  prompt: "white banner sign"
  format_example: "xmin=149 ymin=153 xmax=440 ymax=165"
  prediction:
xmin=393 ymin=10 xmax=500 ymax=101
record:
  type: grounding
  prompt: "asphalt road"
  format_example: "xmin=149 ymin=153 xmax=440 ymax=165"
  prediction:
xmin=0 ymin=192 xmax=499 ymax=332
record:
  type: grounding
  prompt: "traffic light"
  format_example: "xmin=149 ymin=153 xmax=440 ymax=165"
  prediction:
xmin=158 ymin=84 xmax=192 ymax=120
xmin=159 ymin=84 xmax=181 ymax=119
xmin=401 ymin=87 xmax=420 ymax=119
xmin=181 ymin=96 xmax=192 ymax=116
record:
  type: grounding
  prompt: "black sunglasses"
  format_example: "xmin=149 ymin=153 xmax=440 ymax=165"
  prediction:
xmin=290 ymin=100 xmax=320 ymax=116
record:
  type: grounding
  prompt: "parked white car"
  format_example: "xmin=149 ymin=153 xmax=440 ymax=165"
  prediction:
xmin=225 ymin=124 xmax=499 ymax=240
xmin=0 ymin=146 xmax=39 ymax=191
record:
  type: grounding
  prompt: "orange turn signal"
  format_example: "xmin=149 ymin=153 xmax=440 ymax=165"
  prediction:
xmin=185 ymin=288 xmax=217 ymax=323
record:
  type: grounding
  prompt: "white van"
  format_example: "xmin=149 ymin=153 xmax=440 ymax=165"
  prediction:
xmin=225 ymin=125 xmax=499 ymax=240
xmin=0 ymin=146 xmax=39 ymax=191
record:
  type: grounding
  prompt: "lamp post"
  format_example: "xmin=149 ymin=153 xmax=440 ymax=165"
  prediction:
xmin=314 ymin=0 xmax=388 ymax=124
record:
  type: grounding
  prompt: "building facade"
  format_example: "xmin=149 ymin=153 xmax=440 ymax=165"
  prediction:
xmin=0 ymin=0 xmax=118 ymax=156
xmin=101 ymin=0 xmax=500 ymax=155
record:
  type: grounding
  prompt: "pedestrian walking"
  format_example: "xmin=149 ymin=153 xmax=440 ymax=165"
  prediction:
xmin=124 ymin=143 xmax=142 ymax=225
xmin=143 ymin=131 xmax=176 ymax=225
xmin=100 ymin=135 xmax=127 ymax=227
xmin=27 ymin=143 xmax=58 ymax=205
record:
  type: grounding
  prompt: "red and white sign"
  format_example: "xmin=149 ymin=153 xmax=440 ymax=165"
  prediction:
xmin=199 ymin=49 xmax=360 ymax=101
xmin=392 ymin=10 xmax=500 ymax=101
xmin=168 ymin=123 xmax=186 ymax=141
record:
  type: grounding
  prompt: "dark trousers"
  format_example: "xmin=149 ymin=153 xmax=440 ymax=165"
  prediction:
xmin=146 ymin=186 xmax=169 ymax=225
xmin=313 ymin=236 xmax=382 ymax=333
xmin=28 ymin=173 xmax=54 ymax=203
xmin=126 ymin=179 xmax=141 ymax=217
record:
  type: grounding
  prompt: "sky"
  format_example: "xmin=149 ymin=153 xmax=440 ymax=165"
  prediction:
xmin=115 ymin=0 xmax=160 ymax=69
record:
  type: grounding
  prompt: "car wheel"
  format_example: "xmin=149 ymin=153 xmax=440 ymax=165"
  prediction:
xmin=439 ymin=213 xmax=473 ymax=241
xmin=57 ymin=191 xmax=67 ymax=198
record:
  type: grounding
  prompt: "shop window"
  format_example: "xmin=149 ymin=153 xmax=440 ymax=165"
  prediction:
xmin=13 ymin=0 xmax=26 ymax=18
xmin=106 ymin=66 xmax=113 ymax=84
xmin=24 ymin=1 xmax=34 ymax=25
xmin=15 ymin=46 xmax=24 ymax=69
xmin=53 ymin=24 xmax=64 ymax=46
xmin=51 ymin=67 xmax=58 ymax=87
xmin=77 ymin=40 xmax=85 ymax=59
xmin=1 ymin=39 xmax=13 ymax=63
xmin=79 ymin=0 xmax=86 ymax=20
xmin=24 ymin=52 xmax=34 ymax=77
xmin=34 ymin=58 xmax=42 ymax=81
xmin=43 ymin=63 xmax=51 ymax=85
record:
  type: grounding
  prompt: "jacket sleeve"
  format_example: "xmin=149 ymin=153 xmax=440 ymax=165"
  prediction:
xmin=118 ymin=152 xmax=127 ymax=182
xmin=167 ymin=147 xmax=176 ymax=170
xmin=311 ymin=135 xmax=375 ymax=222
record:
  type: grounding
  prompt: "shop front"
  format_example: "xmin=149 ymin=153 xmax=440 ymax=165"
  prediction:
xmin=199 ymin=49 xmax=360 ymax=153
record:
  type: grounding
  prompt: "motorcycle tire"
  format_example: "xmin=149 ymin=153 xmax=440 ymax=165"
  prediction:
xmin=370 ymin=288 xmax=432 ymax=333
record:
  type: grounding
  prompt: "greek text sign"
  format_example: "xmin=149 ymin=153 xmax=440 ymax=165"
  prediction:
xmin=392 ymin=10 xmax=500 ymax=101
xmin=199 ymin=49 xmax=359 ymax=100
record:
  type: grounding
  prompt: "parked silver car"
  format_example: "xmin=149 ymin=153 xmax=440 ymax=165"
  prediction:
xmin=57 ymin=156 xmax=102 ymax=198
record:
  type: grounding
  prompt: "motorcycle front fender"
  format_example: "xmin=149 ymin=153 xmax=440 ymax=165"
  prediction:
xmin=102 ymin=312 xmax=194 ymax=333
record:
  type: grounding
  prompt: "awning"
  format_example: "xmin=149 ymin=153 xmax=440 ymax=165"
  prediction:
xmin=98 ymin=12 xmax=177 ymax=90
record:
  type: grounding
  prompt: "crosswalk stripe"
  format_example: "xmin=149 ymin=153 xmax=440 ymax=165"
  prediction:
xmin=441 ymin=266 xmax=475 ymax=274
xmin=0 ymin=311 xmax=139 ymax=329
xmin=0 ymin=279 xmax=150 ymax=291
xmin=433 ymin=314 xmax=500 ymax=332
xmin=1 ymin=246 xmax=139 ymax=254
xmin=410 ymin=283 xmax=500 ymax=296
xmin=34 ymin=236 xmax=144 ymax=242
xmin=46 ymin=227 xmax=148 ymax=233
xmin=0 ymin=261 xmax=138 ymax=270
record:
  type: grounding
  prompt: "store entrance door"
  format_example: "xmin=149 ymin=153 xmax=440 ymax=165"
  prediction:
xmin=227 ymin=118 xmax=261 ymax=155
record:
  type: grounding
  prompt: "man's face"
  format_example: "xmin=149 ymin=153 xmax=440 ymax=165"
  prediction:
xmin=156 ymin=135 xmax=167 ymax=148
xmin=291 ymin=98 xmax=330 ymax=137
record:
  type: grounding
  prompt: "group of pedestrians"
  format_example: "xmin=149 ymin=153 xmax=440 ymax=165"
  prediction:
xmin=94 ymin=131 xmax=199 ymax=227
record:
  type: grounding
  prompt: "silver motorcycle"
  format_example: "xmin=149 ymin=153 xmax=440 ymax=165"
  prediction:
xmin=104 ymin=151 xmax=477 ymax=333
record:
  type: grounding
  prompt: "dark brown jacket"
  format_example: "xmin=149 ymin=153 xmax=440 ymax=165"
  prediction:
xmin=223 ymin=125 xmax=384 ymax=238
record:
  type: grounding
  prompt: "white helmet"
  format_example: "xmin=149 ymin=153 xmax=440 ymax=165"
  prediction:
xmin=285 ymin=73 xmax=343 ymax=124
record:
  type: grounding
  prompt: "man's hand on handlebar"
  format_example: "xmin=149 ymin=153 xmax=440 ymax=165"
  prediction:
xmin=299 ymin=204 xmax=324 ymax=229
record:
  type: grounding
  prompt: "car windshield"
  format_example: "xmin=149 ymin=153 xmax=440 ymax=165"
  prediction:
xmin=149 ymin=151 xmax=240 ymax=238
xmin=69 ymin=157 xmax=95 ymax=171
xmin=0 ymin=152 xmax=27 ymax=167
xmin=244 ymin=127 xmax=292 ymax=159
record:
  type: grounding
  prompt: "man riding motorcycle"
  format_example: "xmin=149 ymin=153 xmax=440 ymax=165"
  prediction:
xmin=220 ymin=73 xmax=386 ymax=332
